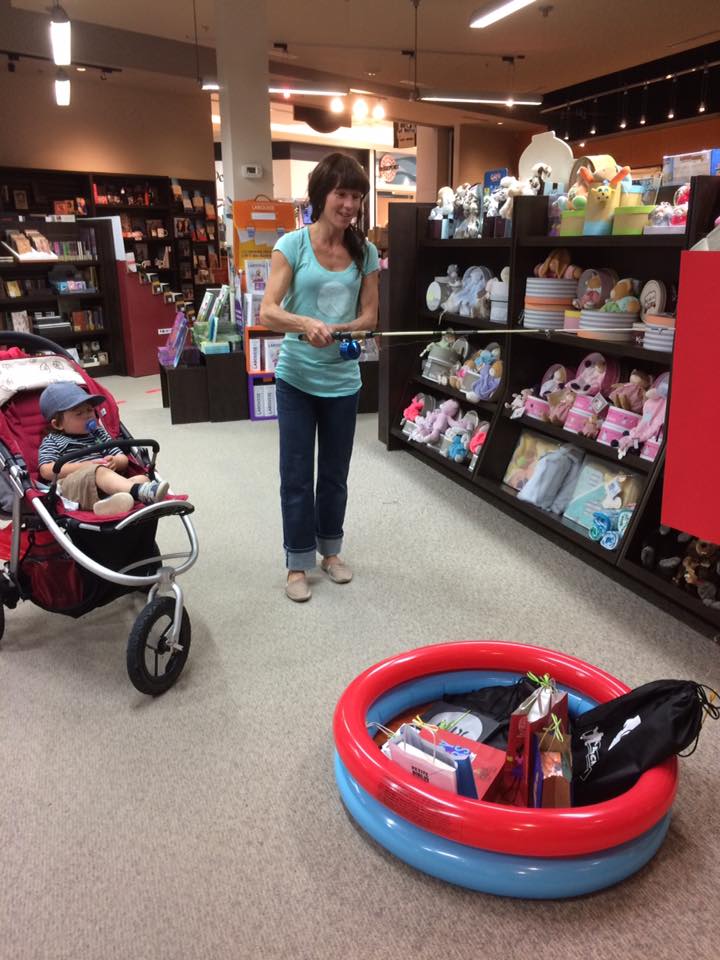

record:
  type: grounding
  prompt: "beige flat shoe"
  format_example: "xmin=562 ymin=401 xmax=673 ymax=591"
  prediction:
xmin=321 ymin=558 xmax=353 ymax=584
xmin=285 ymin=575 xmax=312 ymax=602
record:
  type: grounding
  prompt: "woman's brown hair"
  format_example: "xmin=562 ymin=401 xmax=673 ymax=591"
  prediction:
xmin=307 ymin=152 xmax=370 ymax=274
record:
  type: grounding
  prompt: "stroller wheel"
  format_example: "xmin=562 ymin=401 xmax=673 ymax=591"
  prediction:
xmin=127 ymin=596 xmax=191 ymax=696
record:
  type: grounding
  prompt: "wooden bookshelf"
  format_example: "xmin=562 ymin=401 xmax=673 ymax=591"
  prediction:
xmin=0 ymin=217 xmax=124 ymax=374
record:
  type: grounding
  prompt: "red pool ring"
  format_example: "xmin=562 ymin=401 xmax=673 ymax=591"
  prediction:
xmin=333 ymin=641 xmax=677 ymax=858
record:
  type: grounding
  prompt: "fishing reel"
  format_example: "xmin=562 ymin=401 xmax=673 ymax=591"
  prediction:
xmin=299 ymin=330 xmax=375 ymax=360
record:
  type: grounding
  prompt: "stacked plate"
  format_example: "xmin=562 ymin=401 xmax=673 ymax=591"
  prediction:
xmin=577 ymin=309 xmax=636 ymax=342
xmin=523 ymin=277 xmax=578 ymax=330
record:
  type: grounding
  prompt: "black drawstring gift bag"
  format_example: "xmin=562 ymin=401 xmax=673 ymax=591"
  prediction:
xmin=571 ymin=679 xmax=719 ymax=806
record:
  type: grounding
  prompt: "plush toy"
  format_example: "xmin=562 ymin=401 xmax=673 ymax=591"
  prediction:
xmin=547 ymin=356 xmax=607 ymax=424
xmin=454 ymin=196 xmax=481 ymax=239
xmin=469 ymin=422 xmax=489 ymax=455
xmin=539 ymin=365 xmax=570 ymax=399
xmin=649 ymin=202 xmax=674 ymax=226
xmin=615 ymin=379 xmax=669 ymax=458
xmin=566 ymin=355 xmax=607 ymax=396
xmin=498 ymin=176 xmax=535 ymax=220
xmin=448 ymin=433 xmax=470 ymax=463
xmin=534 ymin=247 xmax=582 ymax=280
xmin=466 ymin=344 xmax=502 ymax=401
xmin=428 ymin=186 xmax=455 ymax=220
xmin=411 ymin=398 xmax=460 ymax=445
xmin=574 ymin=271 xmax=605 ymax=310
xmin=505 ymin=388 xmax=533 ymax=418
xmin=402 ymin=394 xmax=425 ymax=423
xmin=529 ymin=162 xmax=552 ymax=194
xmin=581 ymin=411 xmax=603 ymax=440
xmin=673 ymin=539 xmax=720 ymax=601
xmin=599 ymin=278 xmax=641 ymax=315
xmin=640 ymin=526 xmax=691 ymax=577
xmin=609 ymin=369 xmax=652 ymax=413
xmin=670 ymin=183 xmax=691 ymax=228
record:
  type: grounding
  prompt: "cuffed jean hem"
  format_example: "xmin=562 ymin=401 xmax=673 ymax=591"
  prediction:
xmin=317 ymin=535 xmax=343 ymax=558
xmin=285 ymin=547 xmax=317 ymax=571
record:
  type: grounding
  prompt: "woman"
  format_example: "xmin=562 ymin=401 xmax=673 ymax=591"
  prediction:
xmin=260 ymin=153 xmax=379 ymax=602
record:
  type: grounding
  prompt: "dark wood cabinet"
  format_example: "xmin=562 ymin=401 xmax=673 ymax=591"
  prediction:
xmin=380 ymin=177 xmax=720 ymax=635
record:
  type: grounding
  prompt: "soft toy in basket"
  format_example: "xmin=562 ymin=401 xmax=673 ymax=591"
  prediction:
xmin=0 ymin=333 xmax=198 ymax=695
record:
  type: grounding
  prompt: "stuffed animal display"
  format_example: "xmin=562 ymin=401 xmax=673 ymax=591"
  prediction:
xmin=615 ymin=379 xmax=669 ymax=459
xmin=599 ymin=279 xmax=641 ymax=315
xmin=411 ymin=398 xmax=460 ymax=445
xmin=641 ymin=526 xmax=720 ymax=609
xmin=609 ymin=370 xmax=653 ymax=413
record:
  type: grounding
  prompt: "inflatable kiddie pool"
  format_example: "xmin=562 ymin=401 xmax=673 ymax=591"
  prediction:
xmin=333 ymin=641 xmax=677 ymax=899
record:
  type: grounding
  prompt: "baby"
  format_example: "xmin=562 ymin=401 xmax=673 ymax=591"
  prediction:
xmin=38 ymin=382 xmax=169 ymax=516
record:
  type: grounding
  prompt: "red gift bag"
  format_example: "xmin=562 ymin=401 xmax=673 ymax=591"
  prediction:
xmin=496 ymin=674 xmax=569 ymax=807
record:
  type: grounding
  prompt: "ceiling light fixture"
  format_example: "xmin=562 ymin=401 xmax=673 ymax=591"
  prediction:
xmin=639 ymin=83 xmax=648 ymax=125
xmin=50 ymin=3 xmax=71 ymax=66
xmin=75 ymin=65 xmax=86 ymax=72
xmin=352 ymin=98 xmax=369 ymax=120
xmin=329 ymin=96 xmax=344 ymax=114
xmin=372 ymin=102 xmax=386 ymax=120
xmin=667 ymin=76 xmax=677 ymax=119
xmin=420 ymin=93 xmax=541 ymax=105
xmin=54 ymin=67 xmax=70 ymax=106
xmin=201 ymin=80 xmax=219 ymax=91
xmin=699 ymin=65 xmax=709 ymax=113
xmin=269 ymin=86 xmax=347 ymax=96
xmin=469 ymin=0 xmax=536 ymax=29
xmin=619 ymin=89 xmax=628 ymax=129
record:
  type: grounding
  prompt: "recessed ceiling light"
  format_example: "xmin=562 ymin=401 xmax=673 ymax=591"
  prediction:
xmin=75 ymin=65 xmax=86 ymax=72
xmin=497 ymin=120 xmax=503 ymax=124
xmin=269 ymin=86 xmax=347 ymax=97
xmin=330 ymin=96 xmax=344 ymax=114
xmin=353 ymin=98 xmax=369 ymax=120
xmin=372 ymin=102 xmax=386 ymax=120
xmin=211 ymin=113 xmax=221 ymax=124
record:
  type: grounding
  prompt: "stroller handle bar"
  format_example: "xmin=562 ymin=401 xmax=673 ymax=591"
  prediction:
xmin=0 ymin=330 xmax=78 ymax=362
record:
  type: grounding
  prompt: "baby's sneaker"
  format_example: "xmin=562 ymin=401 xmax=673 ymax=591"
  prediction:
xmin=93 ymin=491 xmax=134 ymax=516
xmin=137 ymin=480 xmax=170 ymax=504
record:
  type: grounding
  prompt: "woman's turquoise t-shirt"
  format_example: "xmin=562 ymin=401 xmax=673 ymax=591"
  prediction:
xmin=272 ymin=227 xmax=379 ymax=397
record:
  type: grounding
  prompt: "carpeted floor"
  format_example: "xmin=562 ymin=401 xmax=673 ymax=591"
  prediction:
xmin=1 ymin=374 xmax=718 ymax=960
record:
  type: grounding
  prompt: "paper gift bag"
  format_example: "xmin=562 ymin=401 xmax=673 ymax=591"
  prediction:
xmin=497 ymin=674 xmax=569 ymax=807
xmin=417 ymin=724 xmax=505 ymax=800
xmin=531 ymin=716 xmax=572 ymax=808
xmin=384 ymin=724 xmax=459 ymax=794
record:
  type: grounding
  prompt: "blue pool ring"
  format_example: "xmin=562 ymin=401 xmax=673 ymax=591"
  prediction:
xmin=335 ymin=753 xmax=671 ymax=899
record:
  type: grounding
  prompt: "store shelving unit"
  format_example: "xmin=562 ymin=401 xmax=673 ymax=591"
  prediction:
xmin=380 ymin=177 xmax=720 ymax=634
xmin=170 ymin=178 xmax=224 ymax=309
xmin=0 ymin=217 xmax=124 ymax=375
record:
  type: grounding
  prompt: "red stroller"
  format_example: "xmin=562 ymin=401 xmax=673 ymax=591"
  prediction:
xmin=0 ymin=333 xmax=198 ymax=695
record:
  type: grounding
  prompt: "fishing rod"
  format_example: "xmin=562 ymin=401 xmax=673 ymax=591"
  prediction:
xmin=299 ymin=325 xmax=649 ymax=359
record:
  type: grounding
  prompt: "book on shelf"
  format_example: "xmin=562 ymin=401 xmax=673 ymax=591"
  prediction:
xmin=170 ymin=179 xmax=183 ymax=203
xmin=195 ymin=221 xmax=208 ymax=242
xmin=248 ymin=336 xmax=263 ymax=372
xmin=208 ymin=246 xmax=219 ymax=269
xmin=174 ymin=217 xmax=191 ymax=238
xmin=146 ymin=219 xmax=167 ymax=239
xmin=25 ymin=229 xmax=52 ymax=254
xmin=204 ymin=198 xmax=216 ymax=220
xmin=262 ymin=337 xmax=284 ymax=372
xmin=181 ymin=190 xmax=193 ymax=212
xmin=53 ymin=200 xmax=76 ymax=216
xmin=244 ymin=258 xmax=270 ymax=293
xmin=2 ymin=238 xmax=58 ymax=262
xmin=207 ymin=222 xmax=216 ymax=240
xmin=70 ymin=307 xmax=104 ymax=332
xmin=192 ymin=191 xmax=204 ymax=212
xmin=4 ymin=280 xmax=21 ymax=298
xmin=196 ymin=288 xmax=219 ymax=325
xmin=75 ymin=197 xmax=87 ymax=217
xmin=10 ymin=310 xmax=31 ymax=333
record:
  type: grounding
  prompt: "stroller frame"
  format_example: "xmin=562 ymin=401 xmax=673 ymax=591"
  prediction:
xmin=0 ymin=332 xmax=199 ymax=695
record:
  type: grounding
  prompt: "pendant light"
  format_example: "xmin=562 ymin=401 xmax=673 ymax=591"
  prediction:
xmin=50 ymin=3 xmax=71 ymax=66
xmin=55 ymin=68 xmax=71 ymax=106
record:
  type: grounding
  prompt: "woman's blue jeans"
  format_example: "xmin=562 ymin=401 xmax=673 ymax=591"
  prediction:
xmin=276 ymin=377 xmax=360 ymax=571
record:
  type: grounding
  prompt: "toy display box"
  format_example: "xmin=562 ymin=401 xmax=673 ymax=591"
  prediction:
xmin=562 ymin=457 xmax=642 ymax=536
xmin=503 ymin=431 xmax=562 ymax=492
xmin=662 ymin=149 xmax=720 ymax=185
xmin=612 ymin=206 xmax=655 ymax=236
xmin=559 ymin=210 xmax=585 ymax=236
